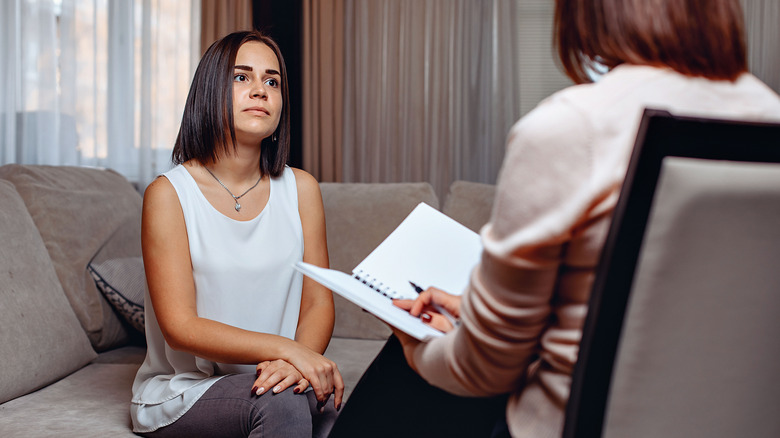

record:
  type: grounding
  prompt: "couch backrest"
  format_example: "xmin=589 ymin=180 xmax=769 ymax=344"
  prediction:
xmin=320 ymin=182 xmax=439 ymax=339
xmin=321 ymin=180 xmax=497 ymax=340
xmin=0 ymin=179 xmax=97 ymax=404
xmin=441 ymin=180 xmax=496 ymax=233
xmin=0 ymin=164 xmax=143 ymax=351
xmin=0 ymin=163 xmax=498 ymax=355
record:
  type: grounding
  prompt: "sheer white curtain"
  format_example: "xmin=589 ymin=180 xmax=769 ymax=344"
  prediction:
xmin=0 ymin=0 xmax=197 ymax=188
xmin=1 ymin=0 xmax=76 ymax=165
xmin=339 ymin=0 xmax=570 ymax=197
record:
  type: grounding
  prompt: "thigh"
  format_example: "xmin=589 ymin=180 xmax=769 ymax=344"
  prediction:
xmin=327 ymin=336 xmax=508 ymax=438
xmin=145 ymin=373 xmax=312 ymax=438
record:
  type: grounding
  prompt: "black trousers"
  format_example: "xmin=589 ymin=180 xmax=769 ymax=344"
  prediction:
xmin=328 ymin=336 xmax=510 ymax=438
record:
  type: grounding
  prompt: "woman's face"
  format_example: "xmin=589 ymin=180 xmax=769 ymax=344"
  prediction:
xmin=231 ymin=41 xmax=283 ymax=146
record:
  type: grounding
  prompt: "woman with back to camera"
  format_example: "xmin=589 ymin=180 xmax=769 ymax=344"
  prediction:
xmin=328 ymin=0 xmax=780 ymax=437
xmin=130 ymin=31 xmax=343 ymax=438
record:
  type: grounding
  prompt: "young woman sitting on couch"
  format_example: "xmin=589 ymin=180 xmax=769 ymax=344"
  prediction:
xmin=130 ymin=31 xmax=342 ymax=438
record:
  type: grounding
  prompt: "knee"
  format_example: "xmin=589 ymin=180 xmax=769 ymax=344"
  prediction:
xmin=252 ymin=388 xmax=312 ymax=433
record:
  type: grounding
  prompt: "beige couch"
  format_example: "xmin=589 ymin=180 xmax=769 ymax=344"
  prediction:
xmin=0 ymin=164 xmax=495 ymax=437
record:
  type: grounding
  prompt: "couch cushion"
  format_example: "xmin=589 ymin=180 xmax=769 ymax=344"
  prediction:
xmin=320 ymin=182 xmax=438 ymax=339
xmin=0 ymin=164 xmax=143 ymax=351
xmin=91 ymin=345 xmax=147 ymax=364
xmin=0 ymin=363 xmax=140 ymax=437
xmin=0 ymin=180 xmax=97 ymax=404
xmin=441 ymin=180 xmax=496 ymax=233
xmin=88 ymin=256 xmax=146 ymax=333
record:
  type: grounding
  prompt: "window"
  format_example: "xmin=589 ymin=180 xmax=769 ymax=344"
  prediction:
xmin=1 ymin=0 xmax=197 ymax=187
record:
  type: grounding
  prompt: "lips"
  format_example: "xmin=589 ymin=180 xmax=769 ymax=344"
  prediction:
xmin=244 ymin=106 xmax=270 ymax=116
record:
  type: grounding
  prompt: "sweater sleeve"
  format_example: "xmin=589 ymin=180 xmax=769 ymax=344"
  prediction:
xmin=412 ymin=97 xmax=596 ymax=396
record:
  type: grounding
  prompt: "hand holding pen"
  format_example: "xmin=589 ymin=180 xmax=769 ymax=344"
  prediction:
xmin=392 ymin=282 xmax=462 ymax=333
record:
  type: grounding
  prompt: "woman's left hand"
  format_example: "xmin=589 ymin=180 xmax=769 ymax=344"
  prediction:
xmin=253 ymin=360 xmax=310 ymax=396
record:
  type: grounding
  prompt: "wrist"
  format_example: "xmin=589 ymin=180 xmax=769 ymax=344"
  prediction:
xmin=275 ymin=337 xmax=300 ymax=363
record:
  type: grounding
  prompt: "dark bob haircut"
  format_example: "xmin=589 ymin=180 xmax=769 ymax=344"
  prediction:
xmin=172 ymin=30 xmax=290 ymax=177
xmin=554 ymin=0 xmax=748 ymax=84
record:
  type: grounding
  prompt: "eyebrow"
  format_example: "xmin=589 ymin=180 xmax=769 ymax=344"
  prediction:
xmin=234 ymin=65 xmax=281 ymax=76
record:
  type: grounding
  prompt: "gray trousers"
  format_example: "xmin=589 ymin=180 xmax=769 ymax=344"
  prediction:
xmin=141 ymin=373 xmax=338 ymax=438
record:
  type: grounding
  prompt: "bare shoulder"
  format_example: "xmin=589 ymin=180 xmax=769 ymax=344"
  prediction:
xmin=141 ymin=175 xmax=186 ymax=232
xmin=141 ymin=175 xmax=191 ymax=270
xmin=291 ymin=167 xmax=322 ymax=202
xmin=145 ymin=174 xmax=174 ymax=196
xmin=143 ymin=175 xmax=179 ymax=211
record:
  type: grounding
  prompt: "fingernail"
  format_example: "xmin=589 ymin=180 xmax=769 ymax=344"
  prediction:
xmin=421 ymin=312 xmax=432 ymax=323
xmin=293 ymin=387 xmax=300 ymax=394
xmin=256 ymin=369 xmax=261 ymax=377
xmin=272 ymin=385 xmax=281 ymax=394
xmin=256 ymin=386 xmax=265 ymax=396
xmin=316 ymin=400 xmax=325 ymax=410
xmin=251 ymin=386 xmax=258 ymax=395
xmin=336 ymin=403 xmax=342 ymax=411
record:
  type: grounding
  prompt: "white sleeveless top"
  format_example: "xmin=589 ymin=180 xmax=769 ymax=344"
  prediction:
xmin=130 ymin=164 xmax=304 ymax=433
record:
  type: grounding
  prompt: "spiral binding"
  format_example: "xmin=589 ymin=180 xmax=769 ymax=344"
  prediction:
xmin=353 ymin=269 xmax=400 ymax=298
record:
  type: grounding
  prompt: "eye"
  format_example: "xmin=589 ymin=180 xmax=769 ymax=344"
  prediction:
xmin=264 ymin=78 xmax=279 ymax=88
xmin=234 ymin=73 xmax=249 ymax=82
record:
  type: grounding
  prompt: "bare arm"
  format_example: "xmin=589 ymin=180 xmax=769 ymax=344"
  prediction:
xmin=292 ymin=168 xmax=335 ymax=354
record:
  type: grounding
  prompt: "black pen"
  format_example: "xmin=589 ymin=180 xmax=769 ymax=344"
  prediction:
xmin=408 ymin=281 xmax=459 ymax=327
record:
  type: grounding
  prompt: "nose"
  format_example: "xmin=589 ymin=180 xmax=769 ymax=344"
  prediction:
xmin=251 ymin=82 xmax=267 ymax=99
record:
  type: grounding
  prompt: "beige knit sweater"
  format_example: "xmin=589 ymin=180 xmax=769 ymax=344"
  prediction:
xmin=412 ymin=64 xmax=780 ymax=437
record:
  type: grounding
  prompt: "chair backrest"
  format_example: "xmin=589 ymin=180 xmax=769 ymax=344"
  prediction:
xmin=563 ymin=109 xmax=780 ymax=438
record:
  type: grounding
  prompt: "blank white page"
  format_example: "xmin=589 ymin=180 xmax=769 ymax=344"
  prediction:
xmin=351 ymin=202 xmax=482 ymax=299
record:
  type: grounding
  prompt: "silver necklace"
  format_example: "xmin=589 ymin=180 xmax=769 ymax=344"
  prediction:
xmin=204 ymin=167 xmax=263 ymax=212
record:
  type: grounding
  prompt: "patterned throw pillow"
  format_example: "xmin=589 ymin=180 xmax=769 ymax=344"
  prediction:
xmin=87 ymin=257 xmax=146 ymax=333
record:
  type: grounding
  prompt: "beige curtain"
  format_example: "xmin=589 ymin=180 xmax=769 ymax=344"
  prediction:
xmin=741 ymin=0 xmax=780 ymax=93
xmin=200 ymin=0 xmax=253 ymax=54
xmin=301 ymin=0 xmax=780 ymax=196
xmin=303 ymin=0 xmax=571 ymax=196
xmin=302 ymin=0 xmax=345 ymax=182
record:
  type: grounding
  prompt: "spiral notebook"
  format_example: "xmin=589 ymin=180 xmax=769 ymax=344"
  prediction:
xmin=295 ymin=202 xmax=482 ymax=341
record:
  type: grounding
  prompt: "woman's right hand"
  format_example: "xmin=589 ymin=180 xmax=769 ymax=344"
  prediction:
xmin=285 ymin=344 xmax=344 ymax=410
xmin=253 ymin=359 xmax=309 ymax=396
xmin=393 ymin=287 xmax=462 ymax=333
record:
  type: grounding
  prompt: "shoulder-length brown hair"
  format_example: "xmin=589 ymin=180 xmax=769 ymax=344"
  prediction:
xmin=554 ymin=0 xmax=748 ymax=84
xmin=172 ymin=30 xmax=291 ymax=177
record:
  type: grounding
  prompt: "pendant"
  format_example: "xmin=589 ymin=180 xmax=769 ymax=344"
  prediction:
xmin=235 ymin=202 xmax=241 ymax=212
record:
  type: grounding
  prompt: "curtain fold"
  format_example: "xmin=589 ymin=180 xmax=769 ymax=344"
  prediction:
xmin=341 ymin=0 xmax=572 ymax=197
xmin=0 ymin=0 xmax=77 ymax=166
xmin=742 ymin=0 xmax=780 ymax=93
xmin=303 ymin=0 xmax=571 ymax=197
xmin=302 ymin=0 xmax=345 ymax=182
xmin=200 ymin=0 xmax=253 ymax=54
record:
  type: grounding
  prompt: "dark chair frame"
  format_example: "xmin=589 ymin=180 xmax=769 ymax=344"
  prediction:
xmin=562 ymin=109 xmax=780 ymax=437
